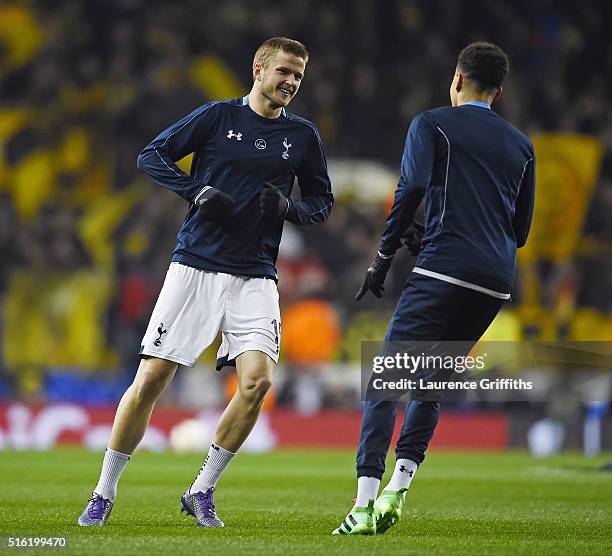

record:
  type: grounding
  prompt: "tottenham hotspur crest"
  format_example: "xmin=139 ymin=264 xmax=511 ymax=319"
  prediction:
xmin=154 ymin=323 xmax=167 ymax=346
xmin=282 ymin=137 xmax=292 ymax=159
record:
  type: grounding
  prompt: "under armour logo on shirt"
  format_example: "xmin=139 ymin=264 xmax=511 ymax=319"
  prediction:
xmin=227 ymin=130 xmax=243 ymax=140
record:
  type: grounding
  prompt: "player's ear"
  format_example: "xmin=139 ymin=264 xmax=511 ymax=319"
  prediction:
xmin=253 ymin=62 xmax=263 ymax=82
xmin=455 ymin=72 xmax=463 ymax=93
xmin=493 ymin=85 xmax=502 ymax=103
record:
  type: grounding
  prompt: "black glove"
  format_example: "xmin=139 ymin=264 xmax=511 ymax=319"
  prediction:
xmin=195 ymin=186 xmax=236 ymax=221
xmin=355 ymin=253 xmax=393 ymax=300
xmin=401 ymin=220 xmax=425 ymax=256
xmin=259 ymin=182 xmax=289 ymax=219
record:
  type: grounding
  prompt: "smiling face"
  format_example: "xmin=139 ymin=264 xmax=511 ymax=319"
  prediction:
xmin=254 ymin=50 xmax=306 ymax=110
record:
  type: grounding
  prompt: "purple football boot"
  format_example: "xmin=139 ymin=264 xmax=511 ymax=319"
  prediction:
xmin=77 ymin=492 xmax=113 ymax=526
xmin=180 ymin=488 xmax=224 ymax=527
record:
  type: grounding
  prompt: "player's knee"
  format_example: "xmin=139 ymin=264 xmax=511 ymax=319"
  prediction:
xmin=133 ymin=359 xmax=175 ymax=403
xmin=239 ymin=372 xmax=272 ymax=406
xmin=132 ymin=373 xmax=165 ymax=404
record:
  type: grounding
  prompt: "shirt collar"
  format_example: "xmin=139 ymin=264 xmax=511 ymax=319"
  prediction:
xmin=242 ymin=95 xmax=286 ymax=117
xmin=463 ymin=100 xmax=491 ymax=109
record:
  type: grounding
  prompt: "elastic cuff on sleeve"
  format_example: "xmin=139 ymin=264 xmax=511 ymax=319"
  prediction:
xmin=377 ymin=250 xmax=395 ymax=260
xmin=194 ymin=185 xmax=212 ymax=205
xmin=281 ymin=197 xmax=292 ymax=219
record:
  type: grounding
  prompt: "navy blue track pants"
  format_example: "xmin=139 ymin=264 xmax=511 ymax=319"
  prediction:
xmin=356 ymin=273 xmax=505 ymax=479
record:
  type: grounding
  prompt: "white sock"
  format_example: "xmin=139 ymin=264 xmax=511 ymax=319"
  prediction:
xmin=189 ymin=443 xmax=235 ymax=493
xmin=93 ymin=447 xmax=131 ymax=501
xmin=355 ymin=476 xmax=380 ymax=507
xmin=384 ymin=458 xmax=418 ymax=492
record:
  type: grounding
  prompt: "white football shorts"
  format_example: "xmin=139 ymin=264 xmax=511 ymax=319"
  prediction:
xmin=140 ymin=262 xmax=281 ymax=368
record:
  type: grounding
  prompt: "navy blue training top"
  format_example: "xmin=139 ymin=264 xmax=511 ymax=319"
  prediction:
xmin=137 ymin=96 xmax=334 ymax=279
xmin=380 ymin=103 xmax=535 ymax=297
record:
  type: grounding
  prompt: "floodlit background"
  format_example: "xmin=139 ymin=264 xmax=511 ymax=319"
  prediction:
xmin=0 ymin=0 xmax=610 ymax=455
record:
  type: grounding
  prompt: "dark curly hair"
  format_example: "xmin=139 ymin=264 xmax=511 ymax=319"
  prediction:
xmin=457 ymin=42 xmax=509 ymax=91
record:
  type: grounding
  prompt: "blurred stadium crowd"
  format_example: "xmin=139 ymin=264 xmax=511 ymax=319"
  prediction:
xmin=0 ymin=0 xmax=610 ymax=408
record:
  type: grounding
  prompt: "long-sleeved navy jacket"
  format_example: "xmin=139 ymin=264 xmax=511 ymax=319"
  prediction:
xmin=137 ymin=96 xmax=333 ymax=279
xmin=380 ymin=102 xmax=535 ymax=298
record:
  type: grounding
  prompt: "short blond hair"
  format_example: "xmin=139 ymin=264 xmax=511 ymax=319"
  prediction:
xmin=253 ymin=37 xmax=309 ymax=73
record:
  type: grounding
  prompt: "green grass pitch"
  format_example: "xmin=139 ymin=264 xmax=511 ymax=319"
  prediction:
xmin=0 ymin=449 xmax=610 ymax=555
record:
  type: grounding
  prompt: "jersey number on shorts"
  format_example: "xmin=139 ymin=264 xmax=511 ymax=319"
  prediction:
xmin=271 ymin=319 xmax=280 ymax=354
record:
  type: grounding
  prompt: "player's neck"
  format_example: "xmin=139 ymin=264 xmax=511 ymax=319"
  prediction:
xmin=247 ymin=91 xmax=283 ymax=119
xmin=457 ymin=90 xmax=494 ymax=107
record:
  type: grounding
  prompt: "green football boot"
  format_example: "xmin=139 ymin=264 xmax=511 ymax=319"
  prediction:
xmin=332 ymin=500 xmax=376 ymax=535
xmin=373 ymin=489 xmax=407 ymax=534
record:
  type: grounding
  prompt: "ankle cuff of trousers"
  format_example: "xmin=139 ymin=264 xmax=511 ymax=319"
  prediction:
xmin=395 ymin=449 xmax=425 ymax=465
xmin=356 ymin=466 xmax=384 ymax=480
